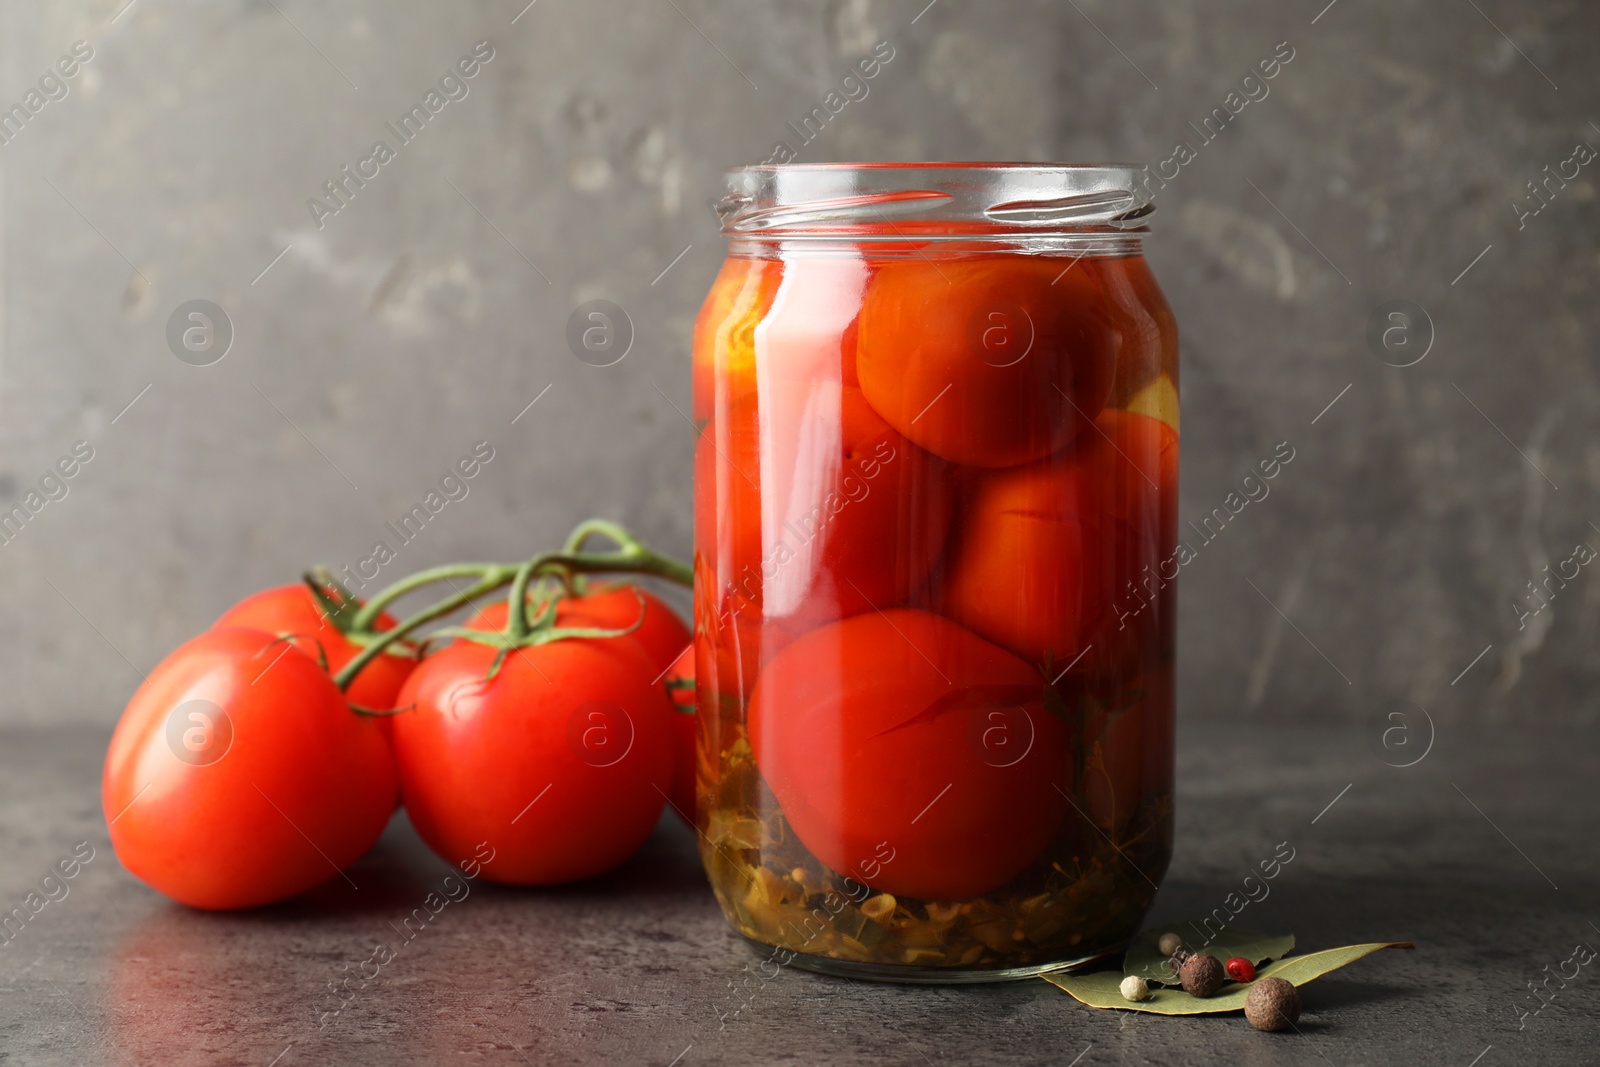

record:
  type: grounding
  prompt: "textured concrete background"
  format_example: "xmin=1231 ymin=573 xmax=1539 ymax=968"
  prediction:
xmin=0 ymin=0 xmax=1595 ymax=726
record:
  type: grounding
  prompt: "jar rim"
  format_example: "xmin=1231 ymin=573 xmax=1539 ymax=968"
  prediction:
xmin=718 ymin=162 xmax=1155 ymax=240
xmin=725 ymin=161 xmax=1151 ymax=172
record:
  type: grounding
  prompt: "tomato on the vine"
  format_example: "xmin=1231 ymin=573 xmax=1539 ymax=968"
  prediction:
xmin=103 ymin=627 xmax=397 ymax=910
xmin=214 ymin=584 xmax=414 ymax=711
xmin=749 ymin=609 xmax=1068 ymax=901
xmin=856 ymin=256 xmax=1117 ymax=468
xmin=465 ymin=583 xmax=690 ymax=675
xmin=391 ymin=633 xmax=675 ymax=885
xmin=465 ymin=584 xmax=693 ymax=827
xmin=941 ymin=409 xmax=1177 ymax=675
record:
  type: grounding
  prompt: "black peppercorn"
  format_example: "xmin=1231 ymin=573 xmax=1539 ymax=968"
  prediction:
xmin=1178 ymin=952 xmax=1226 ymax=997
xmin=1166 ymin=947 xmax=1192 ymax=975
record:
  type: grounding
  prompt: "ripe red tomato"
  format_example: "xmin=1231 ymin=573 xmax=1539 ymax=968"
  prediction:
xmin=663 ymin=646 xmax=698 ymax=822
xmin=465 ymin=583 xmax=690 ymax=675
xmin=941 ymin=410 xmax=1177 ymax=675
xmin=856 ymin=256 xmax=1117 ymax=468
xmin=462 ymin=583 xmax=690 ymax=830
xmin=391 ymin=634 xmax=675 ymax=885
xmin=749 ymin=609 xmax=1068 ymax=900
xmin=695 ymin=384 xmax=952 ymax=625
xmin=214 ymin=584 xmax=414 ymax=711
xmin=102 ymin=627 xmax=397 ymax=909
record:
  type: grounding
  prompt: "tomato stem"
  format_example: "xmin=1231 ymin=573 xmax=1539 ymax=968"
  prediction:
xmin=302 ymin=568 xmax=364 ymax=634
xmin=347 ymin=562 xmax=510 ymax=633
xmin=561 ymin=518 xmax=694 ymax=587
xmin=333 ymin=567 xmax=517 ymax=691
xmin=506 ymin=557 xmax=541 ymax=641
xmin=328 ymin=520 xmax=689 ymax=694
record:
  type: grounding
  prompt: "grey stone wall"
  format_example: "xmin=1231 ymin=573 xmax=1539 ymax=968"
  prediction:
xmin=0 ymin=0 xmax=1594 ymax=724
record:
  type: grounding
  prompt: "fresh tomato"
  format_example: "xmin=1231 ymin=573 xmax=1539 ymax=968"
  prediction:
xmin=391 ymin=634 xmax=675 ymax=885
xmin=102 ymin=627 xmax=397 ymax=910
xmin=941 ymin=409 xmax=1177 ymax=676
xmin=214 ymin=584 xmax=414 ymax=711
xmin=748 ymin=609 xmax=1068 ymax=900
xmin=465 ymin=583 xmax=690 ymax=676
xmin=663 ymin=646 xmax=698 ymax=823
xmin=856 ymin=256 xmax=1117 ymax=468
xmin=695 ymin=384 xmax=952 ymax=625
xmin=462 ymin=583 xmax=691 ymax=829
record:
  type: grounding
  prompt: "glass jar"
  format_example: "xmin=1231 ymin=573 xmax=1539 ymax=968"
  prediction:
xmin=691 ymin=163 xmax=1177 ymax=982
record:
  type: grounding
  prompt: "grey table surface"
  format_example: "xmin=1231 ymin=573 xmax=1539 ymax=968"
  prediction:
xmin=1 ymin=716 xmax=1595 ymax=1066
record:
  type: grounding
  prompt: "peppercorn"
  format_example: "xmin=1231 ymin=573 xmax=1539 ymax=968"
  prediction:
xmin=1119 ymin=975 xmax=1151 ymax=1002
xmin=1225 ymin=956 xmax=1257 ymax=982
xmin=1244 ymin=976 xmax=1302 ymax=1032
xmin=1157 ymin=932 xmax=1185 ymax=957
xmin=1166 ymin=947 xmax=1192 ymax=975
xmin=1178 ymin=952 xmax=1226 ymax=997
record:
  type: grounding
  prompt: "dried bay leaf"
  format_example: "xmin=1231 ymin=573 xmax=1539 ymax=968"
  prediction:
xmin=1045 ymin=941 xmax=1415 ymax=1014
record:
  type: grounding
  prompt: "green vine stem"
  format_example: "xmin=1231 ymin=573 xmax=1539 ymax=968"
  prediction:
xmin=348 ymin=562 xmax=510 ymax=634
xmin=560 ymin=518 xmax=694 ymax=587
xmin=302 ymin=567 xmax=364 ymax=633
xmin=506 ymin=555 xmax=542 ymax=642
xmin=333 ymin=568 xmax=517 ymax=691
xmin=562 ymin=518 xmax=612 ymax=553
xmin=328 ymin=520 xmax=691 ymax=693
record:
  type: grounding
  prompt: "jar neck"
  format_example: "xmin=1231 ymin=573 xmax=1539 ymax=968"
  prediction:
xmin=726 ymin=233 xmax=1145 ymax=258
xmin=718 ymin=163 xmax=1155 ymax=254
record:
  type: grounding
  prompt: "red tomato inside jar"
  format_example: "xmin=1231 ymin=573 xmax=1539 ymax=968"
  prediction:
xmin=693 ymin=164 xmax=1178 ymax=981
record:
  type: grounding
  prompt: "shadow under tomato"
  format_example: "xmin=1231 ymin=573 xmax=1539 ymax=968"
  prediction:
xmin=466 ymin=807 xmax=709 ymax=902
xmin=294 ymin=805 xmax=710 ymax=911
xmin=242 ymin=810 xmax=461 ymax=916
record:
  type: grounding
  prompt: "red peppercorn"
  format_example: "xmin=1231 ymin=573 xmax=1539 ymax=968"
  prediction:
xmin=1225 ymin=957 xmax=1257 ymax=982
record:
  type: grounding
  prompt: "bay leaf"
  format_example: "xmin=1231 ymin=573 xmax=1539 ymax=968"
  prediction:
xmin=1045 ymin=941 xmax=1415 ymax=1014
xmin=1125 ymin=924 xmax=1296 ymax=984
